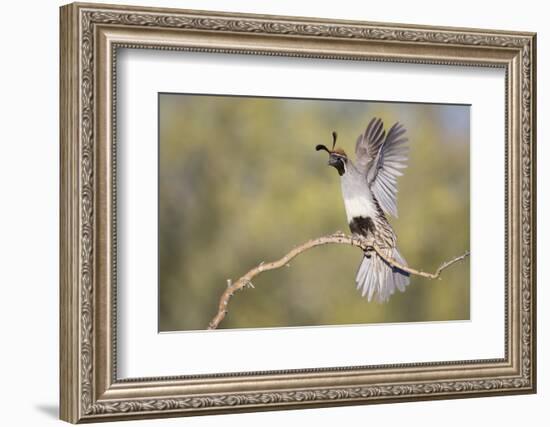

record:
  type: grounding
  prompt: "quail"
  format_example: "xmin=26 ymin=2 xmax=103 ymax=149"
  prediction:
xmin=316 ymin=118 xmax=410 ymax=302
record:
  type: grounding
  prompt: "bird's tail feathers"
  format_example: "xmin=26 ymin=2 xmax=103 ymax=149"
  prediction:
xmin=355 ymin=248 xmax=410 ymax=302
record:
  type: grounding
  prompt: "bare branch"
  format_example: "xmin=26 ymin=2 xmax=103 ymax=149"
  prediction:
xmin=372 ymin=247 xmax=471 ymax=279
xmin=207 ymin=232 xmax=469 ymax=330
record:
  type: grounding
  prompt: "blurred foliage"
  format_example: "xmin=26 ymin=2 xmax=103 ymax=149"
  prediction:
xmin=159 ymin=94 xmax=470 ymax=331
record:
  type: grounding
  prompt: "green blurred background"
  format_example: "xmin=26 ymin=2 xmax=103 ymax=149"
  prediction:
xmin=159 ymin=93 xmax=470 ymax=331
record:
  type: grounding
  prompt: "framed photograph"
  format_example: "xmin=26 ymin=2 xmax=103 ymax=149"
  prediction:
xmin=60 ymin=2 xmax=536 ymax=423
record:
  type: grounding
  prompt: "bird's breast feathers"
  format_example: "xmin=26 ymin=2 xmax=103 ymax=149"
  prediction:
xmin=342 ymin=194 xmax=378 ymax=224
xmin=339 ymin=161 xmax=378 ymax=224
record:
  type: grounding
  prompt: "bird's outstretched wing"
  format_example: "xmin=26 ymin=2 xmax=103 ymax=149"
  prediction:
xmin=355 ymin=117 xmax=386 ymax=173
xmin=355 ymin=118 xmax=409 ymax=218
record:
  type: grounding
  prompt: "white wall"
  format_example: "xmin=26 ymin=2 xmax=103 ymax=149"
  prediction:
xmin=0 ymin=0 xmax=545 ymax=425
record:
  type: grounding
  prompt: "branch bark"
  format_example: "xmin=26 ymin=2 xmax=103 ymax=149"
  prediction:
xmin=207 ymin=232 xmax=470 ymax=330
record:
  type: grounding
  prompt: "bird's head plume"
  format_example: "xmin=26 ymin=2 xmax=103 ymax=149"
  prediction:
xmin=315 ymin=131 xmax=347 ymax=176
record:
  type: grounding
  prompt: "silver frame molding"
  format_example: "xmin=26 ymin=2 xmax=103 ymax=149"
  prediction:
xmin=60 ymin=2 xmax=536 ymax=423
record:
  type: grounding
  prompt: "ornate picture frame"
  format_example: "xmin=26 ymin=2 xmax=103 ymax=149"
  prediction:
xmin=60 ymin=2 xmax=536 ymax=423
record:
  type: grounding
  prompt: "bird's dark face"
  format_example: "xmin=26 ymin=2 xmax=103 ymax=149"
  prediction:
xmin=327 ymin=151 xmax=347 ymax=176
xmin=315 ymin=131 xmax=347 ymax=176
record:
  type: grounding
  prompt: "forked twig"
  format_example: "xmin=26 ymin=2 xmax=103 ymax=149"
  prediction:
xmin=207 ymin=232 xmax=469 ymax=330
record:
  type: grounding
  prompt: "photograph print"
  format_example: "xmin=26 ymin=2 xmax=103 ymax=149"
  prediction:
xmin=158 ymin=93 xmax=470 ymax=332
